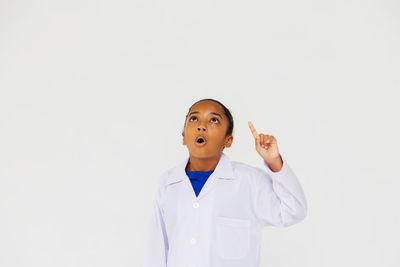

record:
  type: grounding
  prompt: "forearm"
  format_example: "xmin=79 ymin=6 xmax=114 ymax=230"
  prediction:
xmin=264 ymin=154 xmax=283 ymax=173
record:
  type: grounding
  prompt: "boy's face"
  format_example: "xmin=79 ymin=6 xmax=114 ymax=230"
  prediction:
xmin=182 ymin=100 xmax=233 ymax=159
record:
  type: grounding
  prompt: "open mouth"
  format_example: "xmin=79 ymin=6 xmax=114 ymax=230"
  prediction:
xmin=195 ymin=136 xmax=207 ymax=146
xmin=197 ymin=138 xmax=205 ymax=143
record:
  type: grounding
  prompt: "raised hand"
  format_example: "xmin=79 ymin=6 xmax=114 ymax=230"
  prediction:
xmin=248 ymin=121 xmax=283 ymax=171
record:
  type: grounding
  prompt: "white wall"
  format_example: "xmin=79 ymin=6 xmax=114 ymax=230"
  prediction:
xmin=1 ymin=0 xmax=399 ymax=266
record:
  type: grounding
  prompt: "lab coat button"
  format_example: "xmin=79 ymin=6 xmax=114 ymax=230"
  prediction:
xmin=193 ymin=202 xmax=199 ymax=208
xmin=190 ymin=237 xmax=197 ymax=245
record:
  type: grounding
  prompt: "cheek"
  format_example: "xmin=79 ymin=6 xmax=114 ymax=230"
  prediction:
xmin=209 ymin=133 xmax=226 ymax=143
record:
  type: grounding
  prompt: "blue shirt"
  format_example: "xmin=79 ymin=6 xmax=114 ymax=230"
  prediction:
xmin=185 ymin=169 xmax=214 ymax=197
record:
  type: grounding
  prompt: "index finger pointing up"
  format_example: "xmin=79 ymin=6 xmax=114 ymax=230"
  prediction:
xmin=248 ymin=121 xmax=259 ymax=139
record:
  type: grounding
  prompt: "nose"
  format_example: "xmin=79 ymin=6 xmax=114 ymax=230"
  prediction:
xmin=197 ymin=127 xmax=206 ymax=132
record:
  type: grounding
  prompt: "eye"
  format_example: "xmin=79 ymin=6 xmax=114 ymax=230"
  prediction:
xmin=211 ymin=117 xmax=219 ymax=123
xmin=189 ymin=116 xmax=197 ymax=122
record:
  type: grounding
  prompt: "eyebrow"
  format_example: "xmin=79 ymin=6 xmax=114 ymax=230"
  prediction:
xmin=188 ymin=111 xmax=223 ymax=119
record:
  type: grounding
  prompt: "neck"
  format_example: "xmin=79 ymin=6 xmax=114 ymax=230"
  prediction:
xmin=186 ymin=153 xmax=221 ymax=172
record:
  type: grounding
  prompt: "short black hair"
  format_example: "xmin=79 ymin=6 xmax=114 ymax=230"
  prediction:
xmin=182 ymin=98 xmax=234 ymax=137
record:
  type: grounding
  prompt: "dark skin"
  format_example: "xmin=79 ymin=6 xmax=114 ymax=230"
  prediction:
xmin=182 ymin=100 xmax=233 ymax=172
xmin=182 ymin=100 xmax=283 ymax=172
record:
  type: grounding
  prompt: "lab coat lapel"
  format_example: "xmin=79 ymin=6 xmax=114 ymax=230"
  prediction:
xmin=166 ymin=152 xmax=236 ymax=200
xmin=197 ymin=152 xmax=236 ymax=200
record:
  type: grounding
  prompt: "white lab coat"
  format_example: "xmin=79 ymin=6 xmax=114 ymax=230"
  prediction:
xmin=143 ymin=152 xmax=307 ymax=267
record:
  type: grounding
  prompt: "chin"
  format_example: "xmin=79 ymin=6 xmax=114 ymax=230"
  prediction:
xmin=188 ymin=149 xmax=220 ymax=159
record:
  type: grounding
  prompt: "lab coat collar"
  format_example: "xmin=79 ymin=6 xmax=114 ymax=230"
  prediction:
xmin=166 ymin=152 xmax=236 ymax=186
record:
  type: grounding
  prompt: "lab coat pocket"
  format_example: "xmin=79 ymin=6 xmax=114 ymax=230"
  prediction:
xmin=215 ymin=216 xmax=251 ymax=260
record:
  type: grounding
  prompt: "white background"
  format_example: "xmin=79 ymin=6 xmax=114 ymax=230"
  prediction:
xmin=1 ymin=0 xmax=399 ymax=266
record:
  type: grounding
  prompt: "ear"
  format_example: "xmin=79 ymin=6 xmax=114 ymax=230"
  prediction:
xmin=224 ymin=135 xmax=233 ymax=148
xmin=182 ymin=132 xmax=186 ymax=145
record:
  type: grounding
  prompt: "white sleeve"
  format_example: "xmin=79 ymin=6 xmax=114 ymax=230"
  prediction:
xmin=252 ymin=154 xmax=308 ymax=228
xmin=143 ymin=181 xmax=169 ymax=267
